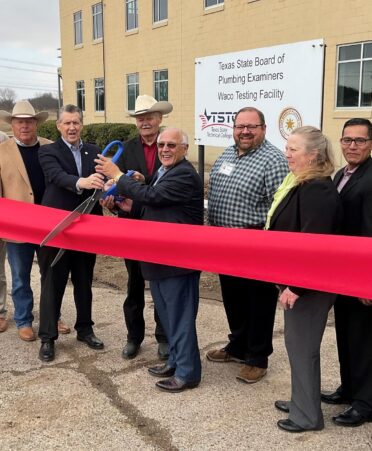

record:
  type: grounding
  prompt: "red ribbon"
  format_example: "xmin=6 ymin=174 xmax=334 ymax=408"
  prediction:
xmin=1 ymin=198 xmax=371 ymax=299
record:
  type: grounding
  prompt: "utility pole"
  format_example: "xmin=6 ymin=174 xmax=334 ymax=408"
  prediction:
xmin=57 ymin=48 xmax=62 ymax=118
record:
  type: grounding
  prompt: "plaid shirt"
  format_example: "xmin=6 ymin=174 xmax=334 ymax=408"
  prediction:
xmin=208 ymin=139 xmax=288 ymax=228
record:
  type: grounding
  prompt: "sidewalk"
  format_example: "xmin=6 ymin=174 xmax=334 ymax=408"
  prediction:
xmin=0 ymin=259 xmax=371 ymax=450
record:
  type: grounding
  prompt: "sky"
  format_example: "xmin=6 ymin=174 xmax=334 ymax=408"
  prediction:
xmin=0 ymin=0 xmax=61 ymax=101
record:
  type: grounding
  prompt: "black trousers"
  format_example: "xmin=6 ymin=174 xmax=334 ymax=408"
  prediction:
xmin=123 ymin=259 xmax=167 ymax=345
xmin=334 ymin=295 xmax=372 ymax=416
xmin=219 ymin=274 xmax=278 ymax=368
xmin=38 ymin=247 xmax=96 ymax=341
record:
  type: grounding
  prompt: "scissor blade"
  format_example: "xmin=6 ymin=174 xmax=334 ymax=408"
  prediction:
xmin=81 ymin=189 xmax=102 ymax=215
xmin=40 ymin=196 xmax=93 ymax=247
xmin=50 ymin=248 xmax=66 ymax=267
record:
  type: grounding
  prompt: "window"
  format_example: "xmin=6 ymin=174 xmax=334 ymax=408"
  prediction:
xmin=94 ymin=78 xmax=105 ymax=111
xmin=154 ymin=70 xmax=168 ymax=101
xmin=337 ymin=42 xmax=372 ymax=108
xmin=92 ymin=3 xmax=103 ymax=40
xmin=205 ymin=0 xmax=224 ymax=7
xmin=126 ymin=0 xmax=138 ymax=31
xmin=73 ymin=11 xmax=83 ymax=45
xmin=76 ymin=81 xmax=85 ymax=111
xmin=127 ymin=73 xmax=139 ymax=111
xmin=153 ymin=0 xmax=167 ymax=23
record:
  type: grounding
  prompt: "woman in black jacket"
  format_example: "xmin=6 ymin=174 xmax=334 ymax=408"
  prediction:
xmin=266 ymin=126 xmax=343 ymax=432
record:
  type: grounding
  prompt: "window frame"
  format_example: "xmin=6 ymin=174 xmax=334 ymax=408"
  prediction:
xmin=92 ymin=3 xmax=103 ymax=40
xmin=73 ymin=10 xmax=83 ymax=46
xmin=76 ymin=80 xmax=85 ymax=112
xmin=153 ymin=0 xmax=167 ymax=23
xmin=204 ymin=0 xmax=224 ymax=8
xmin=94 ymin=78 xmax=105 ymax=112
xmin=126 ymin=73 xmax=139 ymax=111
xmin=125 ymin=0 xmax=138 ymax=32
xmin=153 ymin=69 xmax=169 ymax=101
xmin=336 ymin=41 xmax=372 ymax=109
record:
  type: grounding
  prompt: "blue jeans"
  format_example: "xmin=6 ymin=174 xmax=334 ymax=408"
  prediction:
xmin=6 ymin=242 xmax=40 ymax=328
xmin=0 ymin=240 xmax=7 ymax=318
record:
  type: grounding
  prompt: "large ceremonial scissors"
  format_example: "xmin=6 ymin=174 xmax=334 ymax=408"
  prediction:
xmin=40 ymin=140 xmax=128 ymax=266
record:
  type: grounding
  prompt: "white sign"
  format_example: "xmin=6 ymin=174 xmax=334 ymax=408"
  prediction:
xmin=195 ymin=39 xmax=324 ymax=149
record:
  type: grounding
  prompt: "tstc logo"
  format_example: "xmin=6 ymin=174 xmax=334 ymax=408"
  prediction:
xmin=199 ymin=109 xmax=236 ymax=130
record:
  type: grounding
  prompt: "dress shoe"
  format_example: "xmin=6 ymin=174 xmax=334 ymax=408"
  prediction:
xmin=18 ymin=326 xmax=36 ymax=342
xmin=77 ymin=333 xmax=104 ymax=349
xmin=206 ymin=348 xmax=244 ymax=363
xmin=39 ymin=341 xmax=55 ymax=362
xmin=57 ymin=320 xmax=71 ymax=334
xmin=122 ymin=341 xmax=140 ymax=359
xmin=275 ymin=400 xmax=290 ymax=413
xmin=332 ymin=407 xmax=372 ymax=427
xmin=277 ymin=419 xmax=321 ymax=433
xmin=148 ymin=364 xmax=175 ymax=378
xmin=236 ymin=365 xmax=267 ymax=384
xmin=155 ymin=376 xmax=199 ymax=393
xmin=157 ymin=342 xmax=169 ymax=361
xmin=321 ymin=390 xmax=349 ymax=405
xmin=0 ymin=317 xmax=8 ymax=332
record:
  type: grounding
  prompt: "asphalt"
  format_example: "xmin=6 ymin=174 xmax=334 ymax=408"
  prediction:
xmin=0 ymin=259 xmax=371 ymax=450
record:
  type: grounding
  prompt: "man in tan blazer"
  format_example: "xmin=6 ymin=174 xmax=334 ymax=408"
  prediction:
xmin=0 ymin=130 xmax=9 ymax=333
xmin=0 ymin=100 xmax=70 ymax=340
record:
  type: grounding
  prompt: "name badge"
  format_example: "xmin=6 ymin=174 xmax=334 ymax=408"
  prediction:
xmin=219 ymin=161 xmax=235 ymax=176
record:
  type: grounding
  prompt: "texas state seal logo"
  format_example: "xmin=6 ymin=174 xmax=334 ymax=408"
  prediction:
xmin=278 ymin=107 xmax=302 ymax=139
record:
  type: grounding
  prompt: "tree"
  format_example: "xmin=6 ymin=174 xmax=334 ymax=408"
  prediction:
xmin=29 ymin=93 xmax=59 ymax=111
xmin=0 ymin=88 xmax=16 ymax=110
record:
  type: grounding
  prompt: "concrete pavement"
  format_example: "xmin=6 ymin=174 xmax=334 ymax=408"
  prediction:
xmin=0 ymin=259 xmax=371 ymax=450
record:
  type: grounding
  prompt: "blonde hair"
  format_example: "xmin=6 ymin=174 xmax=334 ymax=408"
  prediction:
xmin=291 ymin=126 xmax=335 ymax=184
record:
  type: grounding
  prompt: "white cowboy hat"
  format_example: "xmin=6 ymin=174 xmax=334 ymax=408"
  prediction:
xmin=0 ymin=100 xmax=49 ymax=124
xmin=128 ymin=94 xmax=173 ymax=117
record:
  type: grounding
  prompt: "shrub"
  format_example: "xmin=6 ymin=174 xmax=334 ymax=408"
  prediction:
xmin=37 ymin=121 xmax=138 ymax=150
xmin=37 ymin=120 xmax=60 ymax=141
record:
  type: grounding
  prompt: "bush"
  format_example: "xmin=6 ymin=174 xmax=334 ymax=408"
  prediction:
xmin=37 ymin=121 xmax=138 ymax=151
xmin=37 ymin=120 xmax=60 ymax=141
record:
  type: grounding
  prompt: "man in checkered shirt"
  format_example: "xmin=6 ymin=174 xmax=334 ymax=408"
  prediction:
xmin=207 ymin=106 xmax=288 ymax=384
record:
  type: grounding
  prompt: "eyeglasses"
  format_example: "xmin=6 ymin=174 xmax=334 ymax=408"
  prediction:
xmin=233 ymin=124 xmax=264 ymax=131
xmin=340 ymin=137 xmax=371 ymax=146
xmin=157 ymin=142 xmax=186 ymax=149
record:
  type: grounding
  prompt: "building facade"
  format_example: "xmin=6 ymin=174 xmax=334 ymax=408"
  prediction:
xmin=59 ymin=0 xmax=372 ymax=165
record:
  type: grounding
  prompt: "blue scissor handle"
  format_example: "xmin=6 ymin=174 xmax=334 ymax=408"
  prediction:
xmin=102 ymin=170 xmax=135 ymax=200
xmin=101 ymin=140 xmax=124 ymax=164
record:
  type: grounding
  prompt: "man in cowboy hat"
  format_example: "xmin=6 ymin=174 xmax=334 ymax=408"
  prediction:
xmin=0 ymin=131 xmax=9 ymax=333
xmin=102 ymin=94 xmax=172 ymax=360
xmin=0 ymin=100 xmax=70 ymax=340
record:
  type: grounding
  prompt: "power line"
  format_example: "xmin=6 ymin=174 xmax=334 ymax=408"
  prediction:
xmin=0 ymin=84 xmax=58 ymax=93
xmin=1 ymin=80 xmax=57 ymax=89
xmin=0 ymin=57 xmax=58 ymax=68
xmin=0 ymin=65 xmax=56 ymax=75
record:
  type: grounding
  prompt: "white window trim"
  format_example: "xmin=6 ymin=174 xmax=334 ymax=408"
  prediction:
xmin=153 ymin=0 xmax=168 ymax=24
xmin=92 ymin=3 xmax=103 ymax=41
xmin=73 ymin=10 xmax=83 ymax=46
xmin=125 ymin=0 xmax=139 ymax=32
xmin=335 ymin=41 xmax=372 ymax=110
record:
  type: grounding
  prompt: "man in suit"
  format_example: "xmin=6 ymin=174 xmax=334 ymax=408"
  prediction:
xmin=114 ymin=95 xmax=172 ymax=360
xmin=96 ymin=127 xmax=204 ymax=392
xmin=37 ymin=104 xmax=105 ymax=362
xmin=321 ymin=118 xmax=372 ymax=427
xmin=0 ymin=100 xmax=70 ymax=340
xmin=207 ymin=107 xmax=288 ymax=384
